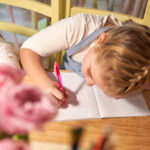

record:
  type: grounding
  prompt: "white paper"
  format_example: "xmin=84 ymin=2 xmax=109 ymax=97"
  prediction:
xmin=48 ymin=72 xmax=150 ymax=121
xmin=93 ymin=86 xmax=150 ymax=118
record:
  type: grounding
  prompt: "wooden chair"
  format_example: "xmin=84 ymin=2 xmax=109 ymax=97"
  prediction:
xmin=64 ymin=0 xmax=150 ymax=27
xmin=0 ymin=0 xmax=64 ymax=68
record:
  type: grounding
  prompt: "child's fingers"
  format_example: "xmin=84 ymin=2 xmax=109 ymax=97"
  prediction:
xmin=45 ymin=85 xmax=69 ymax=106
xmin=64 ymin=88 xmax=70 ymax=99
xmin=45 ymin=88 xmax=64 ymax=107
xmin=46 ymin=90 xmax=63 ymax=107
xmin=48 ymin=94 xmax=62 ymax=107
xmin=51 ymin=87 xmax=65 ymax=101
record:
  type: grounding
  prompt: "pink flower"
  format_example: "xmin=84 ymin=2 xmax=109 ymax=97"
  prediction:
xmin=0 ymin=83 xmax=57 ymax=134
xmin=0 ymin=65 xmax=24 ymax=87
xmin=0 ymin=139 xmax=30 ymax=150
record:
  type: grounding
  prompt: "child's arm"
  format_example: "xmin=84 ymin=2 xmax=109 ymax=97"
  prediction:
xmin=19 ymin=14 xmax=89 ymax=105
xmin=20 ymin=48 xmax=69 ymax=106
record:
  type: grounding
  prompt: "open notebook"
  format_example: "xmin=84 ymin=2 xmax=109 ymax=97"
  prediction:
xmin=48 ymin=72 xmax=150 ymax=121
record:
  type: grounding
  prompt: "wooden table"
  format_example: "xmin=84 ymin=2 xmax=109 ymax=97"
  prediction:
xmin=24 ymin=76 xmax=150 ymax=150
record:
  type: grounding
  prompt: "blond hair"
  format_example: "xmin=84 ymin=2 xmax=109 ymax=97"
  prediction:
xmin=96 ymin=23 xmax=150 ymax=97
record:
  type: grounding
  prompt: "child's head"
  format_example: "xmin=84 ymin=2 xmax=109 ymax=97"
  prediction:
xmin=96 ymin=23 xmax=150 ymax=97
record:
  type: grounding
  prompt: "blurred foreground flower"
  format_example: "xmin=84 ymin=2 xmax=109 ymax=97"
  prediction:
xmin=0 ymin=65 xmax=57 ymax=134
xmin=0 ymin=65 xmax=24 ymax=87
xmin=0 ymin=82 xmax=57 ymax=134
xmin=0 ymin=139 xmax=30 ymax=150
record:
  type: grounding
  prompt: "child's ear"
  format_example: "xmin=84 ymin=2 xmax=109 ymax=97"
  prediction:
xmin=97 ymin=33 xmax=106 ymax=44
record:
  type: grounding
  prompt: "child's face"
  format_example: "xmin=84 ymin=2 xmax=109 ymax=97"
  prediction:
xmin=81 ymin=47 xmax=106 ymax=93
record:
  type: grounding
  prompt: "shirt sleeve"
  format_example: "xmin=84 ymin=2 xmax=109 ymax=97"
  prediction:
xmin=21 ymin=13 xmax=122 ymax=57
xmin=21 ymin=14 xmax=86 ymax=57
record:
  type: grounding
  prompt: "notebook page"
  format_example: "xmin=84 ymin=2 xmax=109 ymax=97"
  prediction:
xmin=48 ymin=72 xmax=101 ymax=121
xmin=93 ymin=86 xmax=150 ymax=118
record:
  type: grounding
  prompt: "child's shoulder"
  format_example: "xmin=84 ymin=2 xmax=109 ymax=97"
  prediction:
xmin=71 ymin=13 xmax=120 ymax=25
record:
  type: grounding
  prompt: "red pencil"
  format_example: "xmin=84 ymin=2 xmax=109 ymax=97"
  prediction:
xmin=92 ymin=126 xmax=112 ymax=150
xmin=92 ymin=135 xmax=106 ymax=150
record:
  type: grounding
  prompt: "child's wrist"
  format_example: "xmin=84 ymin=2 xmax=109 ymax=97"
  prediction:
xmin=43 ymin=79 xmax=58 ymax=90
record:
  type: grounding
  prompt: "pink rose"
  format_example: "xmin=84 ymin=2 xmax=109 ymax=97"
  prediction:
xmin=0 ymin=139 xmax=30 ymax=150
xmin=0 ymin=65 xmax=24 ymax=87
xmin=0 ymin=83 xmax=57 ymax=134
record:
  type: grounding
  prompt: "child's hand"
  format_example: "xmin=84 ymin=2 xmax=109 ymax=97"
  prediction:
xmin=45 ymin=80 xmax=69 ymax=107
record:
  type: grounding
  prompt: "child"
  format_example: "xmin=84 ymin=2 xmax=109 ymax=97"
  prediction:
xmin=19 ymin=13 xmax=150 ymax=106
xmin=0 ymin=34 xmax=20 ymax=69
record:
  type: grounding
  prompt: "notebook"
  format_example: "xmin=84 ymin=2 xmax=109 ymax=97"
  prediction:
xmin=48 ymin=72 xmax=150 ymax=121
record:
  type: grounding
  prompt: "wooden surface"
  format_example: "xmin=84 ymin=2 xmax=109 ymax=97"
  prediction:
xmin=29 ymin=116 xmax=150 ymax=150
xmin=24 ymin=75 xmax=150 ymax=150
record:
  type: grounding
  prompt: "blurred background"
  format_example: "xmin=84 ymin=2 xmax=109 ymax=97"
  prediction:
xmin=0 ymin=0 xmax=148 ymax=43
